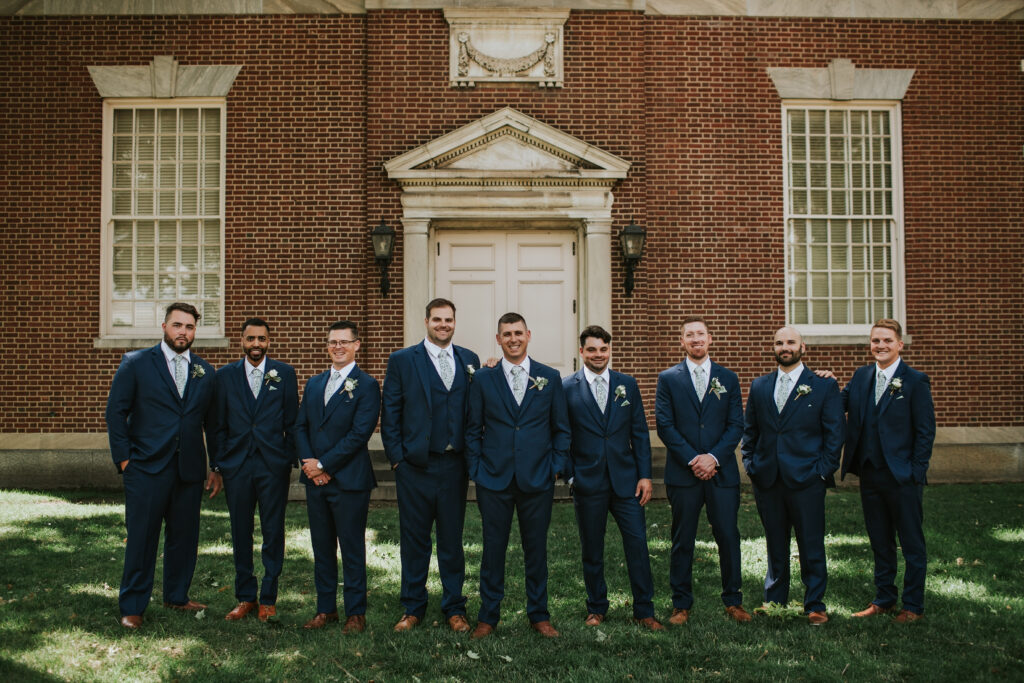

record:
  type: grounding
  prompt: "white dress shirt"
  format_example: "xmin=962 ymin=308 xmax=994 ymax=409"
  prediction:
xmin=685 ymin=356 xmax=718 ymax=466
xmin=774 ymin=362 xmax=805 ymax=400
xmin=582 ymin=365 xmax=611 ymax=410
xmin=875 ymin=357 xmax=901 ymax=386
xmin=501 ymin=356 xmax=532 ymax=393
xmin=423 ymin=337 xmax=455 ymax=380
xmin=160 ymin=340 xmax=191 ymax=382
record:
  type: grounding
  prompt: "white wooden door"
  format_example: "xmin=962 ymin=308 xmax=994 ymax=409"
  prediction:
xmin=436 ymin=230 xmax=577 ymax=377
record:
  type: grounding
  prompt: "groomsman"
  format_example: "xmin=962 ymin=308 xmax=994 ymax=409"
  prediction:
xmin=741 ymin=327 xmax=844 ymax=625
xmin=296 ymin=321 xmax=380 ymax=634
xmin=381 ymin=298 xmax=480 ymax=633
xmin=842 ymin=319 xmax=935 ymax=623
xmin=564 ymin=326 xmax=663 ymax=630
xmin=466 ymin=313 xmax=570 ymax=639
xmin=106 ymin=302 xmax=221 ymax=629
xmin=211 ymin=318 xmax=298 ymax=622
xmin=655 ymin=316 xmax=750 ymax=625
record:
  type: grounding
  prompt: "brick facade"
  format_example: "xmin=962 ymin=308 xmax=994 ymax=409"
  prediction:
xmin=1 ymin=12 xmax=1021 ymax=436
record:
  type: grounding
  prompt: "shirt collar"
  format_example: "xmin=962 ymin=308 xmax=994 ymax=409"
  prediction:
xmin=582 ymin=365 xmax=610 ymax=385
xmin=161 ymin=341 xmax=191 ymax=365
xmin=685 ymin=357 xmax=711 ymax=375
xmin=875 ymin=357 xmax=901 ymax=381
xmin=501 ymin=356 xmax=531 ymax=378
xmin=245 ymin=357 xmax=267 ymax=374
xmin=423 ymin=337 xmax=452 ymax=359
xmin=330 ymin=362 xmax=356 ymax=381
xmin=777 ymin=363 xmax=804 ymax=382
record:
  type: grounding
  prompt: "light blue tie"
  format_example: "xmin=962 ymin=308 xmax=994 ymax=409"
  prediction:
xmin=875 ymin=371 xmax=887 ymax=404
xmin=511 ymin=366 xmax=526 ymax=405
xmin=694 ymin=365 xmax=706 ymax=402
xmin=324 ymin=370 xmax=341 ymax=405
xmin=250 ymin=367 xmax=262 ymax=399
xmin=592 ymin=375 xmax=607 ymax=413
xmin=775 ymin=373 xmax=790 ymax=413
xmin=437 ymin=350 xmax=454 ymax=391
xmin=173 ymin=355 xmax=186 ymax=398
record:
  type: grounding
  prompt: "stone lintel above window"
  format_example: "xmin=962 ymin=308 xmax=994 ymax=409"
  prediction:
xmin=767 ymin=59 xmax=915 ymax=101
xmin=88 ymin=56 xmax=242 ymax=99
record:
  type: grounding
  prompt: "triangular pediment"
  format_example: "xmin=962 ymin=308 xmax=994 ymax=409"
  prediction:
xmin=385 ymin=108 xmax=630 ymax=187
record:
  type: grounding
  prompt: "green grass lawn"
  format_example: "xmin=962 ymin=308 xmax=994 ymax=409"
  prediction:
xmin=1 ymin=484 xmax=1022 ymax=682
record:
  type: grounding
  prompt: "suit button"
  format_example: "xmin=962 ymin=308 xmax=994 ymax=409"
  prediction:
xmin=515 ymin=427 xmax=520 ymax=431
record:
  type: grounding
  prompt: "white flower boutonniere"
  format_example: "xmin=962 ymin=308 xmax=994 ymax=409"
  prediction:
xmin=264 ymin=368 xmax=282 ymax=390
xmin=529 ymin=376 xmax=549 ymax=391
xmin=191 ymin=365 xmax=205 ymax=379
xmin=794 ymin=384 xmax=812 ymax=400
xmin=888 ymin=377 xmax=903 ymax=396
xmin=614 ymin=384 xmax=630 ymax=407
xmin=466 ymin=364 xmax=476 ymax=381
xmin=709 ymin=377 xmax=727 ymax=399
xmin=343 ymin=377 xmax=358 ymax=399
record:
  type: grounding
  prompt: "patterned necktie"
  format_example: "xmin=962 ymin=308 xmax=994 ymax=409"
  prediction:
xmin=592 ymin=375 xmax=607 ymax=413
xmin=775 ymin=373 xmax=791 ymax=413
xmin=324 ymin=370 xmax=341 ymax=406
xmin=511 ymin=365 xmax=526 ymax=405
xmin=173 ymin=355 xmax=186 ymax=398
xmin=875 ymin=370 xmax=887 ymax=404
xmin=693 ymin=365 xmax=706 ymax=402
xmin=250 ymin=367 xmax=262 ymax=399
xmin=437 ymin=349 xmax=454 ymax=391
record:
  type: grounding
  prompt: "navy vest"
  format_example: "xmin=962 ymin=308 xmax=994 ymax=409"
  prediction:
xmin=857 ymin=379 xmax=886 ymax=469
xmin=426 ymin=352 xmax=468 ymax=453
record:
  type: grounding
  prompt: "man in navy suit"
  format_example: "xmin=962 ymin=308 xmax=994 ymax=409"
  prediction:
xmin=295 ymin=321 xmax=381 ymax=634
xmin=106 ymin=302 xmax=221 ymax=629
xmin=842 ymin=319 xmax=935 ymax=623
xmin=381 ymin=298 xmax=480 ymax=634
xmin=655 ymin=316 xmax=751 ymax=625
xmin=211 ymin=317 xmax=298 ymax=623
xmin=564 ymin=326 xmax=663 ymax=631
xmin=741 ymin=326 xmax=844 ymax=625
xmin=466 ymin=312 xmax=571 ymax=639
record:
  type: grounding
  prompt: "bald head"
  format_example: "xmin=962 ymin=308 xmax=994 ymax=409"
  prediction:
xmin=773 ymin=326 xmax=806 ymax=371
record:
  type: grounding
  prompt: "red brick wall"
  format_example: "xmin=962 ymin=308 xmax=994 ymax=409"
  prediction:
xmin=0 ymin=13 xmax=1020 ymax=432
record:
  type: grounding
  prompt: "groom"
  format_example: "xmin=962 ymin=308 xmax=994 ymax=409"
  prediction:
xmin=106 ymin=302 xmax=221 ymax=629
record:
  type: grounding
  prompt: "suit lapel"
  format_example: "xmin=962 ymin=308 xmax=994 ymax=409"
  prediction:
xmin=604 ymin=371 xmax=623 ymax=429
xmin=252 ymin=358 xmax=275 ymax=414
xmin=778 ymin=368 xmax=811 ymax=427
xmin=877 ymin=362 xmax=907 ymax=417
xmin=493 ymin=366 xmax=520 ymax=417
xmin=413 ymin=343 xmax=434 ymax=409
xmin=323 ymin=366 xmax=357 ymax=423
xmin=678 ymin=363 xmax=702 ymax=413
xmin=150 ymin=346 xmax=183 ymax=404
xmin=576 ymin=372 xmax=605 ymax=427
xmin=518 ymin=363 xmax=539 ymax=414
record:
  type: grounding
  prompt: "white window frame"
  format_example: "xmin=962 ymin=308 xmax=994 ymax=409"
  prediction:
xmin=781 ymin=100 xmax=906 ymax=339
xmin=99 ymin=97 xmax=226 ymax=341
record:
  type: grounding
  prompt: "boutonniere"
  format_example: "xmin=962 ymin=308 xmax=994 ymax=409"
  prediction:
xmin=794 ymin=384 xmax=812 ymax=400
xmin=529 ymin=376 xmax=549 ymax=391
xmin=264 ymin=368 xmax=281 ymax=391
xmin=191 ymin=365 xmax=205 ymax=379
xmin=709 ymin=377 xmax=727 ymax=399
xmin=343 ymin=377 xmax=358 ymax=399
xmin=614 ymin=384 xmax=630 ymax=407
xmin=888 ymin=377 xmax=903 ymax=396
xmin=466 ymin=364 xmax=476 ymax=381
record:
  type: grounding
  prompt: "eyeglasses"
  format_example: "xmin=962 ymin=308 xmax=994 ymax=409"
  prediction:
xmin=327 ymin=339 xmax=358 ymax=348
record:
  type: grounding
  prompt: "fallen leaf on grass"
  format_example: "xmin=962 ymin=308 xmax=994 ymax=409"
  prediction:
xmin=467 ymin=651 xmax=480 ymax=660
xmin=195 ymin=609 xmax=206 ymax=620
xmin=596 ymin=629 xmax=609 ymax=642
xmin=956 ymin=557 xmax=964 ymax=566
xmin=497 ymin=655 xmax=512 ymax=662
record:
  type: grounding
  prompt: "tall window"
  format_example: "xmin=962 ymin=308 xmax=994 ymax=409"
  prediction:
xmin=783 ymin=104 xmax=903 ymax=334
xmin=102 ymin=99 xmax=224 ymax=337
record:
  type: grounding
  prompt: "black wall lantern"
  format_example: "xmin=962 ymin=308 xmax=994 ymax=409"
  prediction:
xmin=619 ymin=219 xmax=646 ymax=297
xmin=371 ymin=219 xmax=396 ymax=297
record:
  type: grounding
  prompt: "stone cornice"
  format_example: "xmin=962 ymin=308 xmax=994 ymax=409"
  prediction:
xmin=4 ymin=0 xmax=1022 ymax=19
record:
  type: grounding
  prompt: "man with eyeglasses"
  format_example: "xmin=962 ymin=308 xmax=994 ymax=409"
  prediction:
xmin=295 ymin=321 xmax=381 ymax=634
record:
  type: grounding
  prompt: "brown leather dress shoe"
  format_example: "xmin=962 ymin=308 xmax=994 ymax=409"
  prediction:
xmin=120 ymin=615 xmax=142 ymax=629
xmin=893 ymin=609 xmax=924 ymax=623
xmin=447 ymin=614 xmax=471 ymax=633
xmin=530 ymin=620 xmax=560 ymax=638
xmin=584 ymin=613 xmax=605 ymax=627
xmin=852 ymin=603 xmax=895 ymax=618
xmin=634 ymin=616 xmax=666 ymax=631
xmin=225 ymin=601 xmax=258 ymax=621
xmin=470 ymin=622 xmax=495 ymax=639
xmin=393 ymin=614 xmax=420 ymax=632
xmin=807 ymin=611 xmax=829 ymax=625
xmin=342 ymin=614 xmax=366 ymax=634
xmin=163 ymin=600 xmax=207 ymax=612
xmin=725 ymin=605 xmax=753 ymax=623
xmin=258 ymin=605 xmax=277 ymax=622
xmin=668 ymin=608 xmax=689 ymax=625
xmin=303 ymin=611 xmax=339 ymax=630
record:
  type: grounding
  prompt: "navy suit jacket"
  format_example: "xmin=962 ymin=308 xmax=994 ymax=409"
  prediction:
xmin=380 ymin=341 xmax=480 ymax=467
xmin=655 ymin=361 xmax=743 ymax=488
xmin=741 ymin=367 xmax=845 ymax=489
xmin=210 ymin=357 xmax=298 ymax=477
xmin=466 ymin=359 xmax=571 ymax=493
xmin=105 ymin=344 xmax=216 ymax=481
xmin=295 ymin=365 xmax=380 ymax=491
xmin=841 ymin=361 xmax=936 ymax=485
xmin=563 ymin=369 xmax=652 ymax=498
